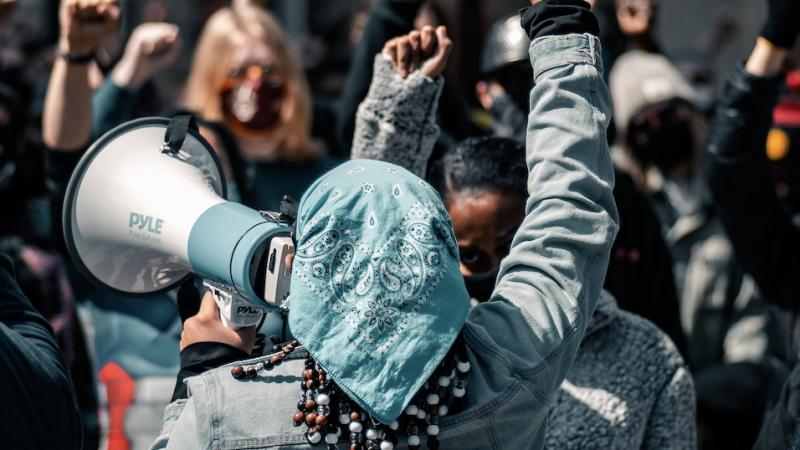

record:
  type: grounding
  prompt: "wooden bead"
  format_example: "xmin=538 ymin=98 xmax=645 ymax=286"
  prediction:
xmin=305 ymin=379 xmax=315 ymax=389
xmin=245 ymin=366 xmax=258 ymax=378
xmin=292 ymin=412 xmax=305 ymax=427
xmin=269 ymin=354 xmax=283 ymax=364
xmin=315 ymin=414 xmax=327 ymax=426
xmin=230 ymin=365 xmax=244 ymax=379
xmin=305 ymin=399 xmax=316 ymax=411
xmin=305 ymin=413 xmax=317 ymax=425
xmin=302 ymin=369 xmax=314 ymax=380
xmin=350 ymin=411 xmax=360 ymax=421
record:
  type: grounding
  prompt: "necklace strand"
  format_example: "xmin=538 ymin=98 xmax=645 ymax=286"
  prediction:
xmin=230 ymin=337 xmax=470 ymax=449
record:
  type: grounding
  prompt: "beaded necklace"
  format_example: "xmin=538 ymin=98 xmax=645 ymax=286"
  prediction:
xmin=231 ymin=336 xmax=470 ymax=449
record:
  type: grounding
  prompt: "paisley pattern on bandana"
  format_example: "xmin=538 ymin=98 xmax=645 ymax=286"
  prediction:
xmin=294 ymin=202 xmax=456 ymax=354
xmin=289 ymin=159 xmax=469 ymax=422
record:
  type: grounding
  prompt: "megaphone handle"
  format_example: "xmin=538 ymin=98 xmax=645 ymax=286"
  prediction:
xmin=162 ymin=115 xmax=198 ymax=154
xmin=203 ymin=281 xmax=239 ymax=329
xmin=203 ymin=280 xmax=265 ymax=330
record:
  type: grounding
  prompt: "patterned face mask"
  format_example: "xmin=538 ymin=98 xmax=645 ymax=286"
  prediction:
xmin=288 ymin=160 xmax=470 ymax=423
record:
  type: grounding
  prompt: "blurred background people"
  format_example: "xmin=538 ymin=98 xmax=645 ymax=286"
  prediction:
xmin=41 ymin=2 xmax=187 ymax=449
xmin=0 ymin=251 xmax=83 ymax=450
xmin=0 ymin=0 xmax=797 ymax=448
xmin=184 ymin=5 xmax=335 ymax=211
xmin=706 ymin=0 xmax=800 ymax=447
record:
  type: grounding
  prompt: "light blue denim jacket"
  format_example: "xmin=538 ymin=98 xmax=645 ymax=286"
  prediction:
xmin=150 ymin=33 xmax=618 ymax=450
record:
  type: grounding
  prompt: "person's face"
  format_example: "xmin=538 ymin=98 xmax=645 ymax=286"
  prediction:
xmin=229 ymin=35 xmax=277 ymax=74
xmin=447 ymin=189 xmax=524 ymax=276
xmin=220 ymin=35 xmax=287 ymax=138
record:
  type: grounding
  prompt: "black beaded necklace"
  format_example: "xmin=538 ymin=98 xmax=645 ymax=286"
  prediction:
xmin=231 ymin=336 xmax=470 ymax=449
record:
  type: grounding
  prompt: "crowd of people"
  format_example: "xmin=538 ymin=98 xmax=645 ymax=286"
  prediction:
xmin=1 ymin=0 xmax=800 ymax=449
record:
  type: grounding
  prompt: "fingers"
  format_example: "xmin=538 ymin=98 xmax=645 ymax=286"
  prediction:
xmin=408 ymin=30 xmax=422 ymax=74
xmin=434 ymin=25 xmax=452 ymax=57
xmin=197 ymin=290 xmax=219 ymax=320
xmin=143 ymin=23 xmax=180 ymax=56
xmin=396 ymin=36 xmax=412 ymax=77
xmin=384 ymin=25 xmax=452 ymax=79
xmin=420 ymin=25 xmax=436 ymax=55
xmin=285 ymin=252 xmax=294 ymax=274
xmin=421 ymin=25 xmax=453 ymax=78
xmin=475 ymin=81 xmax=494 ymax=110
xmin=382 ymin=37 xmax=399 ymax=69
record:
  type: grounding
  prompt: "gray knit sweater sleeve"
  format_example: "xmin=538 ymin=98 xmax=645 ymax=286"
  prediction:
xmin=351 ymin=54 xmax=444 ymax=178
xmin=643 ymin=366 xmax=698 ymax=450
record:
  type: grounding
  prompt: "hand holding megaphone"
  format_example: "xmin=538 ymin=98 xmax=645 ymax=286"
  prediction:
xmin=180 ymin=291 xmax=256 ymax=352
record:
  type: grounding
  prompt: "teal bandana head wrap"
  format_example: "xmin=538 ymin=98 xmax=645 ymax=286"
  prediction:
xmin=288 ymin=159 xmax=469 ymax=423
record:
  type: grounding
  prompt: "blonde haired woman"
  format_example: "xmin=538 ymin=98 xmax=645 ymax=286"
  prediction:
xmin=185 ymin=5 xmax=334 ymax=210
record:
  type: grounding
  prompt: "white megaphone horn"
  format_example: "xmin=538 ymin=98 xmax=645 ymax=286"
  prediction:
xmin=63 ymin=116 xmax=294 ymax=329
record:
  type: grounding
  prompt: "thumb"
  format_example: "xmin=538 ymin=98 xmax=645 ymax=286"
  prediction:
xmin=197 ymin=290 xmax=220 ymax=320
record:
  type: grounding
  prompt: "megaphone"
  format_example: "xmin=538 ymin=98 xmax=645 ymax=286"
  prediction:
xmin=63 ymin=116 xmax=294 ymax=328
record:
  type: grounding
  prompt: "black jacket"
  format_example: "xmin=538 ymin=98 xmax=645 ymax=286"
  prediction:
xmin=707 ymin=65 xmax=800 ymax=450
xmin=0 ymin=252 xmax=82 ymax=449
xmin=707 ymin=65 xmax=800 ymax=310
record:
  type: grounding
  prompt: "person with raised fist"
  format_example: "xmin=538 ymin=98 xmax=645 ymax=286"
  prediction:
xmin=706 ymin=0 xmax=800 ymax=447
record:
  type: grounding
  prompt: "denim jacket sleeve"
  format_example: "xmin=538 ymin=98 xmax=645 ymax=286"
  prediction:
xmin=149 ymin=391 xmax=209 ymax=449
xmin=465 ymin=34 xmax=618 ymax=397
xmin=350 ymin=54 xmax=443 ymax=178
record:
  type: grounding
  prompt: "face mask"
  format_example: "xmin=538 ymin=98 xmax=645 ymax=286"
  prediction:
xmin=219 ymin=65 xmax=286 ymax=139
xmin=463 ymin=267 xmax=499 ymax=303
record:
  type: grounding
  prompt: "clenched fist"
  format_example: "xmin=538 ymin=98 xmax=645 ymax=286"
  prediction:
xmin=382 ymin=25 xmax=454 ymax=79
xmin=59 ymin=0 xmax=121 ymax=55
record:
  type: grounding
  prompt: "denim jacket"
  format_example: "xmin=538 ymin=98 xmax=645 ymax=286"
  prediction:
xmin=150 ymin=33 xmax=617 ymax=450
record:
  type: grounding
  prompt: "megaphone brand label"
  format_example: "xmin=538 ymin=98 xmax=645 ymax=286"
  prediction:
xmin=129 ymin=212 xmax=164 ymax=242
xmin=236 ymin=305 xmax=262 ymax=315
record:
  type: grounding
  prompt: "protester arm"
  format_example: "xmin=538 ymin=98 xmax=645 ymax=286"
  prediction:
xmin=642 ymin=366 xmax=697 ymax=450
xmin=337 ymin=0 xmax=423 ymax=151
xmin=706 ymin=42 xmax=800 ymax=308
xmin=466 ymin=0 xmax=618 ymax=399
xmin=0 ymin=253 xmax=82 ymax=449
xmin=42 ymin=56 xmax=94 ymax=151
xmin=91 ymin=79 xmax=139 ymax=138
xmin=351 ymin=55 xmax=443 ymax=177
xmin=43 ymin=0 xmax=120 ymax=151
xmin=93 ymin=22 xmax=181 ymax=138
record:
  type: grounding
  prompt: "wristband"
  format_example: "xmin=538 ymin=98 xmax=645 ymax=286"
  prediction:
xmin=57 ymin=48 xmax=96 ymax=65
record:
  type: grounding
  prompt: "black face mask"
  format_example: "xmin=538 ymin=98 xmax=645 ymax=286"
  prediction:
xmin=463 ymin=268 xmax=499 ymax=303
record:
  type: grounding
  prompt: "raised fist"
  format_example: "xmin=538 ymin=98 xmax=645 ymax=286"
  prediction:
xmin=112 ymin=22 xmax=182 ymax=88
xmin=382 ymin=25 xmax=454 ymax=79
xmin=616 ymin=0 xmax=656 ymax=37
xmin=59 ymin=0 xmax=121 ymax=55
